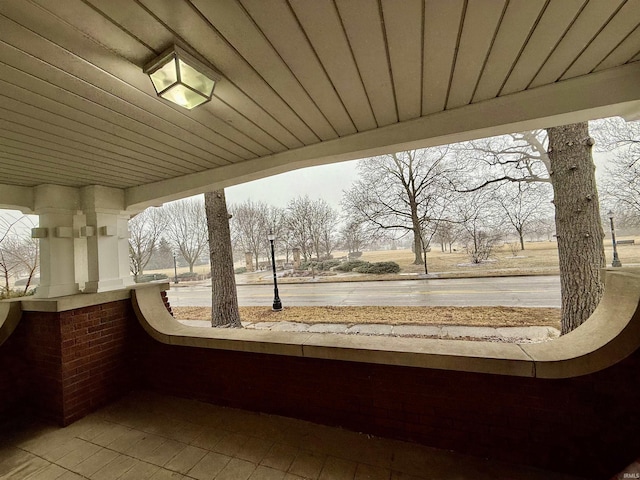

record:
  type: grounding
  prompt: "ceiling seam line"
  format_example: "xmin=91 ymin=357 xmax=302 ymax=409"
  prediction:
xmin=524 ymin=0 xmax=589 ymax=90
xmin=470 ymin=0 xmax=510 ymax=104
xmin=0 ymin=154 xmax=136 ymax=184
xmin=0 ymin=153 xmax=149 ymax=184
xmin=182 ymin=0 xmax=320 ymax=144
xmin=0 ymin=36 xmax=252 ymax=161
xmin=377 ymin=0 xmax=399 ymax=124
xmin=211 ymin=95 xmax=286 ymax=153
xmin=592 ymin=24 xmax=640 ymax=72
xmin=233 ymin=0 xmax=339 ymax=139
xmin=0 ymin=124 xmax=179 ymax=179
xmin=0 ymin=71 xmax=238 ymax=164
xmin=444 ymin=0 xmax=468 ymax=111
xmin=0 ymin=108 xmax=196 ymax=176
xmin=283 ymin=0 xmax=357 ymax=133
xmin=0 ymin=142 xmax=159 ymax=182
xmin=125 ymin=2 xmax=307 ymax=150
xmin=0 ymin=7 xmax=256 ymax=156
xmin=497 ymin=0 xmax=550 ymax=98
xmin=559 ymin=0 xmax=632 ymax=80
xmin=0 ymin=79 xmax=229 ymax=169
xmin=77 ymin=0 xmax=156 ymax=54
xmin=332 ymin=0 xmax=377 ymax=129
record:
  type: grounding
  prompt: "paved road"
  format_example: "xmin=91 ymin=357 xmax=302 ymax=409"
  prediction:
xmin=167 ymin=275 xmax=561 ymax=308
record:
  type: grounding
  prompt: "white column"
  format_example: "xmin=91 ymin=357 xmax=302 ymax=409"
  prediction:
xmin=33 ymin=185 xmax=81 ymax=298
xmin=82 ymin=186 xmax=134 ymax=293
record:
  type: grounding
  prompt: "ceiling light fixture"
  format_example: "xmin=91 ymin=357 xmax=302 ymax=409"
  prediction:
xmin=143 ymin=44 xmax=220 ymax=110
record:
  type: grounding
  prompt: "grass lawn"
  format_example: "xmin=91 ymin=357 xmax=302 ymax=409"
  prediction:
xmin=158 ymin=237 xmax=638 ymax=330
xmin=146 ymin=236 xmax=639 ymax=283
xmin=173 ymin=305 xmax=561 ymax=329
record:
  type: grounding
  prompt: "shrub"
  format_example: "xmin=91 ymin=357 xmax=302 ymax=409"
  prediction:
xmin=135 ymin=273 xmax=169 ymax=283
xmin=319 ymin=259 xmax=340 ymax=270
xmin=348 ymin=251 xmax=363 ymax=259
xmin=354 ymin=261 xmax=400 ymax=274
xmin=234 ymin=267 xmax=247 ymax=274
xmin=334 ymin=260 xmax=369 ymax=272
xmin=0 ymin=288 xmax=35 ymax=299
xmin=299 ymin=259 xmax=340 ymax=271
xmin=178 ymin=272 xmax=199 ymax=280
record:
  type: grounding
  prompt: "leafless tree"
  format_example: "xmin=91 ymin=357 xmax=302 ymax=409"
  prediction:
xmin=548 ymin=123 xmax=605 ymax=333
xmin=6 ymin=235 xmax=38 ymax=294
xmin=285 ymin=196 xmax=314 ymax=261
xmin=311 ymin=200 xmax=339 ymax=259
xmin=163 ymin=197 xmax=209 ymax=274
xmin=342 ymin=148 xmax=454 ymax=271
xmin=454 ymin=130 xmax=550 ymax=191
xmin=128 ymin=207 xmax=165 ymax=277
xmin=230 ymin=200 xmax=271 ymax=271
xmin=146 ymin=238 xmax=175 ymax=270
xmin=205 ymin=190 xmax=241 ymax=328
xmin=340 ymin=220 xmax=371 ymax=254
xmin=495 ymin=182 xmax=553 ymax=250
xmin=454 ymin=124 xmax=605 ymax=333
xmin=0 ymin=239 xmax=19 ymax=295
xmin=593 ymin=117 xmax=640 ymax=217
xmin=593 ymin=116 xmax=640 ymax=166
xmin=435 ymin=221 xmax=463 ymax=253
xmin=451 ymin=189 xmax=503 ymax=264
xmin=0 ymin=215 xmax=38 ymax=297
xmin=285 ymin=196 xmax=338 ymax=261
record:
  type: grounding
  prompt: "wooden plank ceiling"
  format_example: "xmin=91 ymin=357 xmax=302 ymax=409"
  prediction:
xmin=0 ymin=0 xmax=639 ymax=192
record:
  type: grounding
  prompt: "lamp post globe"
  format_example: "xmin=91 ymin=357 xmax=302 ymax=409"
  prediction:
xmin=607 ymin=210 xmax=622 ymax=268
xmin=268 ymin=230 xmax=283 ymax=311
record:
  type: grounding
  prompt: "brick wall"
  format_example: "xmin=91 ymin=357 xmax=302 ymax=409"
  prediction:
xmin=56 ymin=300 xmax=138 ymax=425
xmin=139 ymin=335 xmax=640 ymax=479
xmin=0 ymin=298 xmax=138 ymax=426
xmin=3 ymin=292 xmax=639 ymax=478
xmin=161 ymin=290 xmax=173 ymax=316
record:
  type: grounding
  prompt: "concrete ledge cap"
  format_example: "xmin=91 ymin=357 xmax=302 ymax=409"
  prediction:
xmin=0 ymin=300 xmax=22 ymax=347
xmin=133 ymin=270 xmax=640 ymax=378
xmin=521 ymin=268 xmax=640 ymax=378
xmin=132 ymin=285 xmax=534 ymax=376
xmin=20 ymin=282 xmax=170 ymax=312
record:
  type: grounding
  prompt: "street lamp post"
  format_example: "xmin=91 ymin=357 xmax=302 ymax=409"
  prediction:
xmin=173 ymin=253 xmax=179 ymax=284
xmin=268 ymin=230 xmax=283 ymax=311
xmin=607 ymin=210 xmax=622 ymax=267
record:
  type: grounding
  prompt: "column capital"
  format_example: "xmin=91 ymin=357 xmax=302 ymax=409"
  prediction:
xmin=81 ymin=186 xmax=125 ymax=213
xmin=33 ymin=185 xmax=81 ymax=213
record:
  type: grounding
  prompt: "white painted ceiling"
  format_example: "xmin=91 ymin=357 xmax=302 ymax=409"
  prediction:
xmin=0 ymin=0 xmax=639 ymax=209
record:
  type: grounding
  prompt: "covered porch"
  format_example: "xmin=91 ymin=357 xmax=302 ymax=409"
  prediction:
xmin=1 ymin=1 xmax=640 ymax=478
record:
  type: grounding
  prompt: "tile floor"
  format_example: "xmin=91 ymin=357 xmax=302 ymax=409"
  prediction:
xmin=0 ymin=391 xmax=584 ymax=480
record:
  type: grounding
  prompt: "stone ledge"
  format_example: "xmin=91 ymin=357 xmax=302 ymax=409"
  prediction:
xmin=18 ymin=282 xmax=170 ymax=312
xmin=0 ymin=301 xmax=22 ymax=347
xmin=131 ymin=269 xmax=640 ymax=378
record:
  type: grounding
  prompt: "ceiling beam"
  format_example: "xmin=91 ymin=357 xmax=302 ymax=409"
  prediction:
xmin=126 ymin=62 xmax=640 ymax=211
xmin=0 ymin=185 xmax=34 ymax=213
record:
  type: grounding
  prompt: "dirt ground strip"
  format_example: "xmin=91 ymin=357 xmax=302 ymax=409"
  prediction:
xmin=172 ymin=305 xmax=561 ymax=329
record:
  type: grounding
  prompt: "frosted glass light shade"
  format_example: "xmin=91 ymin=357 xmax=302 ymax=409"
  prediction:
xmin=144 ymin=45 xmax=220 ymax=110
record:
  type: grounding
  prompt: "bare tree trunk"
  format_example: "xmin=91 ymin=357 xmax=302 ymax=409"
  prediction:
xmin=518 ymin=229 xmax=525 ymax=251
xmin=412 ymin=231 xmax=423 ymax=264
xmin=205 ymin=190 xmax=242 ymax=328
xmin=547 ymin=123 xmax=605 ymax=334
xmin=410 ymin=200 xmax=423 ymax=265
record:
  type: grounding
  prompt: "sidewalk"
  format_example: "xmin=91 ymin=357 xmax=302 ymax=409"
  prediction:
xmin=178 ymin=319 xmax=560 ymax=343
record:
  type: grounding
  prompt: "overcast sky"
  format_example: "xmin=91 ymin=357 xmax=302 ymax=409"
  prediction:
xmin=225 ymin=159 xmax=360 ymax=209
